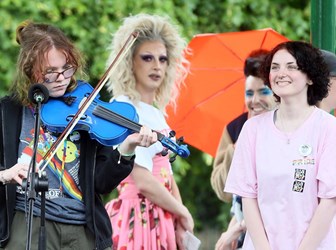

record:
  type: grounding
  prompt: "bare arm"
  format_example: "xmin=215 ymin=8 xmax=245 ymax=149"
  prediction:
xmin=171 ymin=177 xmax=182 ymax=202
xmin=215 ymin=217 xmax=246 ymax=250
xmin=171 ymin=177 xmax=192 ymax=250
xmin=131 ymin=164 xmax=194 ymax=232
xmin=242 ymin=197 xmax=271 ymax=250
xmin=298 ymin=198 xmax=336 ymax=250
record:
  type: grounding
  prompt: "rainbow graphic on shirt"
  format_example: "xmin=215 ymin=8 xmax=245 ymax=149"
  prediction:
xmin=21 ymin=129 xmax=82 ymax=202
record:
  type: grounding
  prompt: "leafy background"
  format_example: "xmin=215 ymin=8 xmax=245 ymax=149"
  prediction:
xmin=0 ymin=0 xmax=310 ymax=248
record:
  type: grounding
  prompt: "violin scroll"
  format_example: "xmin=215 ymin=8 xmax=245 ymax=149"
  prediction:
xmin=159 ymin=131 xmax=190 ymax=162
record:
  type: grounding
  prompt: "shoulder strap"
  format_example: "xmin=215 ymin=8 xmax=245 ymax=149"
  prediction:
xmin=227 ymin=112 xmax=248 ymax=144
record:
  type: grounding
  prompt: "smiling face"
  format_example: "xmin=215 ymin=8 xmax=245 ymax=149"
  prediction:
xmin=269 ymin=49 xmax=311 ymax=103
xmin=39 ymin=47 xmax=73 ymax=98
xmin=132 ymin=41 xmax=168 ymax=99
xmin=245 ymin=75 xmax=275 ymax=117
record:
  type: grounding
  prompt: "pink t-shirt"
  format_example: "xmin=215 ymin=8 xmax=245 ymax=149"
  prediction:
xmin=225 ymin=107 xmax=336 ymax=250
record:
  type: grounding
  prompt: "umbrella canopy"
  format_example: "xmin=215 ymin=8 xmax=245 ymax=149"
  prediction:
xmin=166 ymin=28 xmax=289 ymax=157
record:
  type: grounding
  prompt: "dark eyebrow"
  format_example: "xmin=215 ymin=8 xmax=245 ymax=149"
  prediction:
xmin=45 ymin=66 xmax=58 ymax=71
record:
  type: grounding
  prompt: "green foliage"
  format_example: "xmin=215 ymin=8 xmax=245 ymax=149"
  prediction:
xmin=172 ymin=146 xmax=232 ymax=230
xmin=0 ymin=0 xmax=311 ymax=234
xmin=191 ymin=0 xmax=311 ymax=40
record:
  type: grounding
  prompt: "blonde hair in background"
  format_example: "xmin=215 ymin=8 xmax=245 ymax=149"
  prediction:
xmin=105 ymin=13 xmax=190 ymax=113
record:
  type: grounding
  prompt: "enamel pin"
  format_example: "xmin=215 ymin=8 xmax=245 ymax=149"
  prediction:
xmin=299 ymin=144 xmax=312 ymax=157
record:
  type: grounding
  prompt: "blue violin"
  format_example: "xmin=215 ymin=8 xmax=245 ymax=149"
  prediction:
xmin=41 ymin=81 xmax=190 ymax=159
xmin=38 ymin=33 xmax=188 ymax=172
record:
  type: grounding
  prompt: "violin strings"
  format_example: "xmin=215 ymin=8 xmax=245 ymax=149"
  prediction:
xmin=93 ymin=105 xmax=141 ymax=132
xmin=65 ymin=98 xmax=165 ymax=141
xmin=70 ymin=99 xmax=138 ymax=131
xmin=64 ymin=98 xmax=145 ymax=132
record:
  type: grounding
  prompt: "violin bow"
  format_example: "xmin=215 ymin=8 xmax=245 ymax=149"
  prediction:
xmin=39 ymin=32 xmax=139 ymax=173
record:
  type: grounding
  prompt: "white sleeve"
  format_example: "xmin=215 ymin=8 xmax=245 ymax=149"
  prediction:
xmin=134 ymin=141 xmax=163 ymax=172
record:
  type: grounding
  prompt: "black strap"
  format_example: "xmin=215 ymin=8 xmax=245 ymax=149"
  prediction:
xmin=227 ymin=112 xmax=248 ymax=144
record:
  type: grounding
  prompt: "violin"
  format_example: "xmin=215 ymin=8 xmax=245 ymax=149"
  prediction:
xmin=37 ymin=32 xmax=188 ymax=173
xmin=41 ymin=81 xmax=190 ymax=159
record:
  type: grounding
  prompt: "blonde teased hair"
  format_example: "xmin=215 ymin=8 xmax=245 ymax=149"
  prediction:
xmin=105 ymin=13 xmax=189 ymax=113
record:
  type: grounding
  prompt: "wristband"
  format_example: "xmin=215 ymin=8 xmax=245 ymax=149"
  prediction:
xmin=117 ymin=146 xmax=135 ymax=164
xmin=117 ymin=146 xmax=135 ymax=157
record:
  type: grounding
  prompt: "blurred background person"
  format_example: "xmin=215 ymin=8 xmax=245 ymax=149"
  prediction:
xmin=211 ymin=49 xmax=275 ymax=249
xmin=318 ymin=49 xmax=336 ymax=114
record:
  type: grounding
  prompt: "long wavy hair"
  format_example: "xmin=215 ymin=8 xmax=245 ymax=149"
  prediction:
xmin=11 ymin=20 xmax=85 ymax=106
xmin=105 ymin=13 xmax=189 ymax=113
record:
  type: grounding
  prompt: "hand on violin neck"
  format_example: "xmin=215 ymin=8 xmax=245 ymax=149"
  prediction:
xmin=120 ymin=125 xmax=158 ymax=154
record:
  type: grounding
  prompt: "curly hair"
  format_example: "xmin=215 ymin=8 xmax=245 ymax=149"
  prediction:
xmin=11 ymin=20 xmax=85 ymax=106
xmin=105 ymin=13 xmax=189 ymax=113
xmin=260 ymin=41 xmax=330 ymax=105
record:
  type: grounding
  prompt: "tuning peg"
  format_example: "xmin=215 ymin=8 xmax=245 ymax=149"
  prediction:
xmin=169 ymin=153 xmax=177 ymax=163
xmin=161 ymin=148 xmax=169 ymax=156
xmin=169 ymin=130 xmax=176 ymax=138
xmin=177 ymin=136 xmax=184 ymax=143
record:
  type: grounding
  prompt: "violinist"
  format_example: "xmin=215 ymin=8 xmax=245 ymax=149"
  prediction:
xmin=0 ymin=21 xmax=157 ymax=250
xmin=104 ymin=14 xmax=194 ymax=250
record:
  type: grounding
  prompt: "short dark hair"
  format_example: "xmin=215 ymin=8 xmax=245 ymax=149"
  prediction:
xmin=260 ymin=41 xmax=330 ymax=105
xmin=244 ymin=49 xmax=269 ymax=78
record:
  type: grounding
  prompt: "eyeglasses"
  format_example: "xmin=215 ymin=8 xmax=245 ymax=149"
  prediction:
xmin=245 ymin=87 xmax=273 ymax=97
xmin=43 ymin=67 xmax=76 ymax=83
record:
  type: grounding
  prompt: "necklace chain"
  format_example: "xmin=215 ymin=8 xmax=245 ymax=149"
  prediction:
xmin=278 ymin=106 xmax=314 ymax=144
xmin=278 ymin=110 xmax=291 ymax=144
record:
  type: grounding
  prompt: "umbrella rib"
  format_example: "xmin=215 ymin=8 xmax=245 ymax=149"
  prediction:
xmin=260 ymin=30 xmax=268 ymax=48
xmin=213 ymin=33 xmax=248 ymax=63
xmin=182 ymin=76 xmax=244 ymax=119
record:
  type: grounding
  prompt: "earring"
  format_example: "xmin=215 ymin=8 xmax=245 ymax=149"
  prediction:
xmin=307 ymin=80 xmax=313 ymax=85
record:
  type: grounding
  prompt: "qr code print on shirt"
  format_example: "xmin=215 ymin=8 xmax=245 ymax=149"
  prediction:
xmin=294 ymin=168 xmax=306 ymax=181
xmin=292 ymin=180 xmax=305 ymax=192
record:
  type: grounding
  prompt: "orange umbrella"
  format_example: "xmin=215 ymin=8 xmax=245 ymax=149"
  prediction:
xmin=166 ymin=28 xmax=289 ymax=157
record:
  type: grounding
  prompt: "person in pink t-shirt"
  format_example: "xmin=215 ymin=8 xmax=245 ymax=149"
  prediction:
xmin=225 ymin=41 xmax=336 ymax=250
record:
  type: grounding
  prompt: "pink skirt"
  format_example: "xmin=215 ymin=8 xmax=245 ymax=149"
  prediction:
xmin=105 ymin=156 xmax=177 ymax=250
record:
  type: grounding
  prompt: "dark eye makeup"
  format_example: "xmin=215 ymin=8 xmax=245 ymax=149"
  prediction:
xmin=140 ymin=54 xmax=168 ymax=63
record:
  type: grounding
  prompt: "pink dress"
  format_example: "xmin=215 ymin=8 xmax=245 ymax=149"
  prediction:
xmin=105 ymin=96 xmax=177 ymax=250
